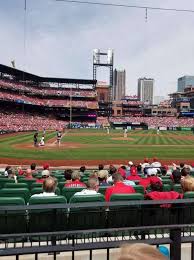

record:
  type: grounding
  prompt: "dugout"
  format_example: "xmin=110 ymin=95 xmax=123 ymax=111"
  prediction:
xmin=111 ymin=122 xmax=148 ymax=130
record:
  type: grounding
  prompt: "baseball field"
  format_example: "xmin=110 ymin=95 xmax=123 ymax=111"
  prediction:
xmin=0 ymin=129 xmax=194 ymax=166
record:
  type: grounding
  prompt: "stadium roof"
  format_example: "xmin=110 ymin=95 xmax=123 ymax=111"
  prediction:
xmin=0 ymin=64 xmax=96 ymax=85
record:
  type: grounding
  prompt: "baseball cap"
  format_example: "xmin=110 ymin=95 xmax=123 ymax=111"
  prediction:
xmin=128 ymin=161 xmax=133 ymax=166
xmin=147 ymin=168 xmax=158 ymax=176
xmin=42 ymin=170 xmax=50 ymax=177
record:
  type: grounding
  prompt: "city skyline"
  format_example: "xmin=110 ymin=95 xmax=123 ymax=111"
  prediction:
xmin=1 ymin=0 xmax=194 ymax=98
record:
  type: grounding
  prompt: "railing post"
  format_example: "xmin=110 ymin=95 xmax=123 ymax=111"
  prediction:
xmin=191 ymin=242 xmax=194 ymax=260
xmin=170 ymin=228 xmax=181 ymax=260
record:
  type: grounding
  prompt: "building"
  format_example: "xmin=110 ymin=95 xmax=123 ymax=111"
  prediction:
xmin=113 ymin=69 xmax=126 ymax=101
xmin=96 ymin=83 xmax=110 ymax=116
xmin=154 ymin=96 xmax=165 ymax=105
xmin=138 ymin=78 xmax=154 ymax=105
xmin=178 ymin=76 xmax=194 ymax=92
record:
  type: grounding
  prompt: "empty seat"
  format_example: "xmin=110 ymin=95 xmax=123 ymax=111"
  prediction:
xmin=18 ymin=179 xmax=36 ymax=189
xmin=0 ymin=188 xmax=30 ymax=203
xmin=4 ymin=183 xmax=28 ymax=189
xmin=28 ymin=196 xmax=67 ymax=233
xmin=69 ymin=194 xmax=105 ymax=230
xmin=62 ymin=187 xmax=83 ymax=202
xmin=31 ymin=182 xmax=43 ymax=189
xmin=0 ymin=197 xmax=26 ymax=234
xmin=133 ymin=185 xmax=144 ymax=194
xmin=0 ymin=178 xmax=15 ymax=189
xmin=163 ymin=184 xmax=171 ymax=192
xmin=173 ymin=184 xmax=182 ymax=193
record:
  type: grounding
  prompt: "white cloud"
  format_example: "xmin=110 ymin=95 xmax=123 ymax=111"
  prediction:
xmin=1 ymin=0 xmax=194 ymax=97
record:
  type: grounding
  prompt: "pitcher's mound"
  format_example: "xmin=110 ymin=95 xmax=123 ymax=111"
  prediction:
xmin=111 ymin=137 xmax=134 ymax=141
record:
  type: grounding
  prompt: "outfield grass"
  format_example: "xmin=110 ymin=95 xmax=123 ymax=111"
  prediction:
xmin=0 ymin=129 xmax=193 ymax=161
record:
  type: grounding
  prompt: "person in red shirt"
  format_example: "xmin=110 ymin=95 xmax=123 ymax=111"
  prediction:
xmin=36 ymin=170 xmax=50 ymax=183
xmin=65 ymin=171 xmax=86 ymax=188
xmin=139 ymin=168 xmax=161 ymax=190
xmin=127 ymin=166 xmax=142 ymax=181
xmin=105 ymin=173 xmax=135 ymax=202
xmin=25 ymin=169 xmax=34 ymax=179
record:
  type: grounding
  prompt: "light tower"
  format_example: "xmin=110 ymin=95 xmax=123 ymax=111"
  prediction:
xmin=93 ymin=49 xmax=114 ymax=116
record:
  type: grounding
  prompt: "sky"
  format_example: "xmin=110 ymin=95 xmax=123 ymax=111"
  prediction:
xmin=1 ymin=0 xmax=194 ymax=98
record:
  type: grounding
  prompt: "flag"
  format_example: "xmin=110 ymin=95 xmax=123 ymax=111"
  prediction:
xmin=11 ymin=60 xmax=15 ymax=68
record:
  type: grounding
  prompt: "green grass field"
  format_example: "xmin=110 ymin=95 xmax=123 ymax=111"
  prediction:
xmin=0 ymin=129 xmax=194 ymax=164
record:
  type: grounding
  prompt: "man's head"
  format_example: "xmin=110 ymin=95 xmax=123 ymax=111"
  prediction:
xmin=86 ymin=178 xmax=99 ymax=192
xmin=128 ymin=161 xmax=133 ymax=166
xmin=150 ymin=179 xmax=163 ymax=192
xmin=172 ymin=169 xmax=181 ymax=184
xmin=43 ymin=164 xmax=49 ymax=170
xmin=147 ymin=168 xmax=158 ymax=177
xmin=109 ymin=165 xmax=117 ymax=175
xmin=98 ymin=164 xmax=104 ymax=170
xmin=181 ymin=176 xmax=194 ymax=192
xmin=71 ymin=171 xmax=81 ymax=181
xmin=30 ymin=163 xmax=36 ymax=171
xmin=43 ymin=177 xmax=57 ymax=193
xmin=41 ymin=169 xmax=50 ymax=178
xmin=144 ymin=158 xmax=149 ymax=163
xmin=180 ymin=162 xmax=185 ymax=168
xmin=26 ymin=169 xmax=32 ymax=177
xmin=160 ymin=167 xmax=167 ymax=176
xmin=112 ymin=173 xmax=124 ymax=184
xmin=181 ymin=167 xmax=190 ymax=177
xmin=153 ymin=157 xmax=158 ymax=162
xmin=64 ymin=169 xmax=73 ymax=180
xmin=79 ymin=166 xmax=86 ymax=173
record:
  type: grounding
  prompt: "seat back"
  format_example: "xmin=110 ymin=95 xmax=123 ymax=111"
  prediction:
xmin=69 ymin=194 xmax=105 ymax=230
xmin=108 ymin=193 xmax=144 ymax=228
xmin=0 ymin=178 xmax=15 ymax=189
xmin=0 ymin=188 xmax=30 ymax=203
xmin=62 ymin=187 xmax=83 ymax=202
xmin=31 ymin=187 xmax=60 ymax=196
xmin=4 ymin=183 xmax=28 ymax=189
xmin=0 ymin=197 xmax=26 ymax=234
xmin=18 ymin=179 xmax=36 ymax=189
xmin=29 ymin=196 xmax=67 ymax=233
xmin=173 ymin=184 xmax=182 ymax=193
xmin=31 ymin=183 xmax=43 ymax=189
xmin=98 ymin=186 xmax=108 ymax=196
xmin=163 ymin=184 xmax=171 ymax=192
xmin=133 ymin=185 xmax=144 ymax=194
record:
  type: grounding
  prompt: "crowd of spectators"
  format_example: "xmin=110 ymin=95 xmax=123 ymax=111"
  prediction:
xmin=0 ymin=80 xmax=97 ymax=98
xmin=0 ymin=112 xmax=66 ymax=131
xmin=110 ymin=116 xmax=194 ymax=127
xmin=0 ymin=90 xmax=98 ymax=109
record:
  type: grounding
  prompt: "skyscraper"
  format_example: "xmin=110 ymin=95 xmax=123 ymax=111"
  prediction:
xmin=113 ymin=69 xmax=126 ymax=101
xmin=138 ymin=78 xmax=154 ymax=105
xmin=178 ymin=76 xmax=194 ymax=92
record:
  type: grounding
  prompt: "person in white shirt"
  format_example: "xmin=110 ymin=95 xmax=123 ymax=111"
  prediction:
xmin=31 ymin=177 xmax=57 ymax=197
xmin=74 ymin=178 xmax=100 ymax=196
xmin=151 ymin=157 xmax=161 ymax=168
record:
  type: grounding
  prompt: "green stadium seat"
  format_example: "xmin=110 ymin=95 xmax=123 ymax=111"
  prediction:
xmin=173 ymin=184 xmax=182 ymax=193
xmin=161 ymin=176 xmax=171 ymax=179
xmin=98 ymin=186 xmax=108 ymax=195
xmin=183 ymin=192 xmax=194 ymax=199
xmin=0 ymin=197 xmax=26 ymax=235
xmin=28 ymin=196 xmax=67 ymax=233
xmin=31 ymin=187 xmax=60 ymax=196
xmin=18 ymin=179 xmax=36 ymax=189
xmin=58 ymin=181 xmax=66 ymax=192
xmin=31 ymin=182 xmax=43 ymax=189
xmin=134 ymin=185 xmax=144 ymax=194
xmin=0 ymin=178 xmax=15 ymax=189
xmin=163 ymin=184 xmax=171 ymax=192
xmin=69 ymin=194 xmax=105 ymax=230
xmin=108 ymin=193 xmax=144 ymax=228
xmin=0 ymin=188 xmax=30 ymax=203
xmin=62 ymin=187 xmax=84 ymax=202
xmin=162 ymin=179 xmax=173 ymax=186
xmin=190 ymin=171 xmax=194 ymax=177
xmin=4 ymin=183 xmax=28 ymax=189
xmin=110 ymin=193 xmax=144 ymax=202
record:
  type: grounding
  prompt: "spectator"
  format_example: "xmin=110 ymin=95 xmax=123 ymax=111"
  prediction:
xmin=17 ymin=166 xmax=24 ymax=176
xmin=146 ymin=179 xmax=182 ymax=200
xmin=151 ymin=157 xmax=161 ymax=168
xmin=64 ymin=169 xmax=73 ymax=183
xmin=4 ymin=165 xmax=11 ymax=177
xmin=98 ymin=164 xmax=104 ymax=171
xmin=74 ymin=178 xmax=100 ymax=196
xmin=126 ymin=161 xmax=133 ymax=177
xmin=160 ymin=167 xmax=167 ymax=176
xmin=179 ymin=162 xmax=185 ymax=171
xmin=98 ymin=170 xmax=110 ymax=186
xmin=181 ymin=176 xmax=194 ymax=192
xmin=181 ymin=167 xmax=190 ymax=178
xmin=172 ymin=169 xmax=182 ymax=184
xmin=118 ymin=243 xmax=167 ymax=260
xmin=30 ymin=163 xmax=37 ymax=176
xmin=31 ymin=177 xmax=57 ymax=197
xmin=79 ymin=166 xmax=86 ymax=176
xmin=127 ymin=166 xmax=142 ymax=182
xmin=139 ymin=168 xmax=161 ymax=190
xmin=64 ymin=171 xmax=86 ymax=188
xmin=25 ymin=169 xmax=34 ymax=179
xmin=142 ymin=158 xmax=150 ymax=169
xmin=105 ymin=173 xmax=135 ymax=202
xmin=36 ymin=169 xmax=50 ymax=183
xmin=43 ymin=163 xmax=49 ymax=170
xmin=90 ymin=170 xmax=98 ymax=179
xmin=137 ymin=164 xmax=142 ymax=175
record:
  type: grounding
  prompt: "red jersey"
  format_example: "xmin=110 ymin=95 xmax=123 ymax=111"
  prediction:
xmin=127 ymin=175 xmax=142 ymax=181
xmin=65 ymin=180 xmax=86 ymax=188
xmin=36 ymin=179 xmax=45 ymax=183
xmin=105 ymin=182 xmax=135 ymax=202
xmin=146 ymin=191 xmax=182 ymax=200
xmin=139 ymin=176 xmax=161 ymax=190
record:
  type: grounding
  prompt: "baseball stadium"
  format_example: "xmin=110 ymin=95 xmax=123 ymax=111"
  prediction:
xmin=1 ymin=1 xmax=194 ymax=260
